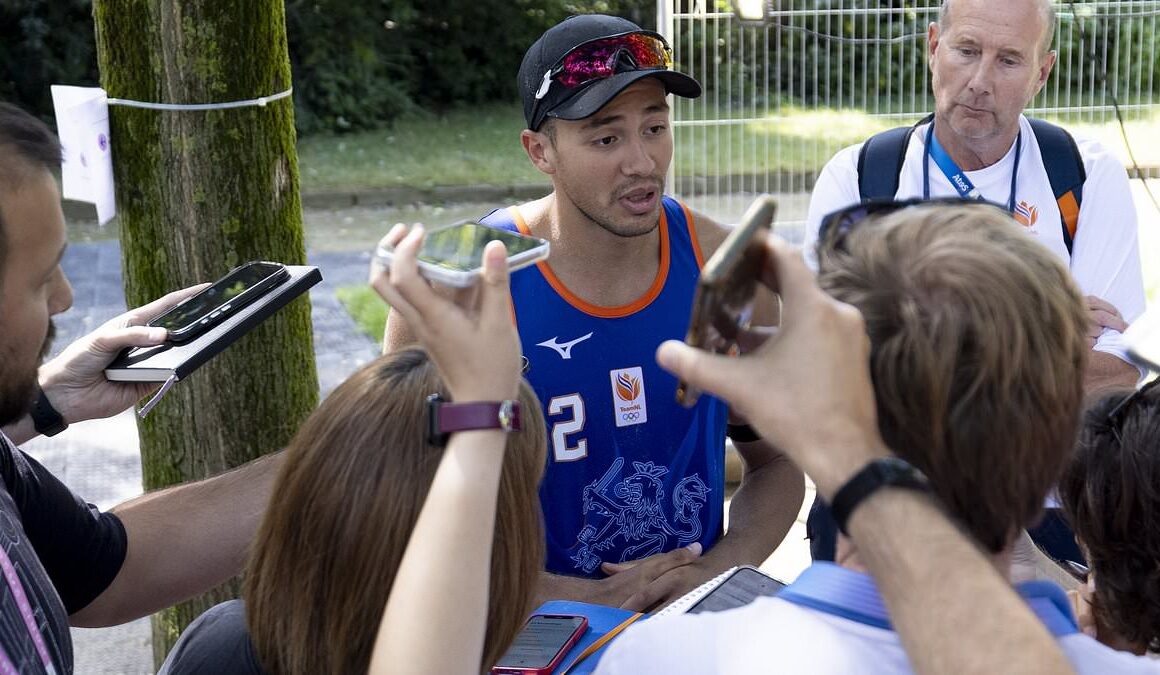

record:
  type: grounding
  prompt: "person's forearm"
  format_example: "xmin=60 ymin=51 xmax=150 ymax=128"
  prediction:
xmin=1084 ymin=351 xmax=1140 ymax=393
xmin=706 ymin=446 xmax=804 ymax=570
xmin=851 ymin=489 xmax=1075 ymax=675
xmin=370 ymin=430 xmax=506 ymax=675
xmin=69 ymin=451 xmax=283 ymax=627
xmin=1 ymin=413 xmax=37 ymax=446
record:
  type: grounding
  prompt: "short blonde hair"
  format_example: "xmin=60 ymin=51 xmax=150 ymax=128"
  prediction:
xmin=818 ymin=203 xmax=1087 ymax=552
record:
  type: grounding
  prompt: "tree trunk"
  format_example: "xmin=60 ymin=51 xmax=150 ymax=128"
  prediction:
xmin=92 ymin=1 xmax=318 ymax=667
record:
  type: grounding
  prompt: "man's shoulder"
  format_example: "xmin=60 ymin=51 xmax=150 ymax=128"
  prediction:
xmin=1058 ymin=634 xmax=1160 ymax=673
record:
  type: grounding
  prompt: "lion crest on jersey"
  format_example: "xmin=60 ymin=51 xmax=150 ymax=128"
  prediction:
xmin=570 ymin=458 xmax=710 ymax=573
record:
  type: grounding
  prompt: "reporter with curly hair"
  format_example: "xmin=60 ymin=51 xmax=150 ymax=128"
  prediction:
xmin=1060 ymin=379 xmax=1160 ymax=656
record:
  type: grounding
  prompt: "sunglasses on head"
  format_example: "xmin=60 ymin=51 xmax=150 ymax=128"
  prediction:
xmin=533 ymin=32 xmax=672 ymax=111
xmin=1105 ymin=376 xmax=1159 ymax=446
xmin=817 ymin=197 xmax=1012 ymax=253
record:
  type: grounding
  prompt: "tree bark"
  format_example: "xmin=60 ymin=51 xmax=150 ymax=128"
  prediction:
xmin=92 ymin=1 xmax=318 ymax=666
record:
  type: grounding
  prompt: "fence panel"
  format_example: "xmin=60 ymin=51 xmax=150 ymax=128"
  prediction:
xmin=662 ymin=1 xmax=1160 ymax=221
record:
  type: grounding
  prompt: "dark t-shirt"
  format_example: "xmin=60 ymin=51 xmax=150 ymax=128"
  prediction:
xmin=159 ymin=599 xmax=266 ymax=675
xmin=0 ymin=432 xmax=128 ymax=673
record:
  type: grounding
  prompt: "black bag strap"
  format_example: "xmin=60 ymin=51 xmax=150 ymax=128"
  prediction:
xmin=856 ymin=114 xmax=933 ymax=202
xmin=1027 ymin=118 xmax=1086 ymax=255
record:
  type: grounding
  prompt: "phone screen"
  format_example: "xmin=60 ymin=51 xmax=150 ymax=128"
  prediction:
xmin=493 ymin=615 xmax=586 ymax=670
xmin=419 ymin=222 xmax=545 ymax=272
xmin=687 ymin=567 xmax=786 ymax=615
xmin=149 ymin=262 xmax=286 ymax=334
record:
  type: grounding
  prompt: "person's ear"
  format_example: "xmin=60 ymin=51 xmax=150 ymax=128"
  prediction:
xmin=521 ymin=129 xmax=557 ymax=175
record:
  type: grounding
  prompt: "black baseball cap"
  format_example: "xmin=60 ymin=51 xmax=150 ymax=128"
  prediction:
xmin=518 ymin=14 xmax=702 ymax=131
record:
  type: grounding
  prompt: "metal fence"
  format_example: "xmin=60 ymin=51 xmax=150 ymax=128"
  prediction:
xmin=659 ymin=1 xmax=1160 ymax=217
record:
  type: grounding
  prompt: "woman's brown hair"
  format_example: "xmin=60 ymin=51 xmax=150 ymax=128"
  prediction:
xmin=245 ymin=347 xmax=546 ymax=673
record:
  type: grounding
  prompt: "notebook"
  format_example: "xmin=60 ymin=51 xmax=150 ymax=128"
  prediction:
xmin=655 ymin=564 xmax=786 ymax=617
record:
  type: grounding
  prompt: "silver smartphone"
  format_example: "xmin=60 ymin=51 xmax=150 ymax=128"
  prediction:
xmin=375 ymin=221 xmax=550 ymax=288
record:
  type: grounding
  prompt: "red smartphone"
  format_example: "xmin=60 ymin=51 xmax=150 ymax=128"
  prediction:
xmin=491 ymin=614 xmax=588 ymax=675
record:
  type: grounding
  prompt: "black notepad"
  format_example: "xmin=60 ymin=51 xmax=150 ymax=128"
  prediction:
xmin=105 ymin=265 xmax=322 ymax=383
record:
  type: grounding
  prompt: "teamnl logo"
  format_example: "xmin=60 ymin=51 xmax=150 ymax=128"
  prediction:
xmin=610 ymin=367 xmax=648 ymax=428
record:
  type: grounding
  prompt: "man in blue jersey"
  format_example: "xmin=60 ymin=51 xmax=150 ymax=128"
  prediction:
xmin=383 ymin=14 xmax=804 ymax=610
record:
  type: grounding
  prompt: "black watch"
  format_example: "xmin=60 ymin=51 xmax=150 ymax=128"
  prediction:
xmin=31 ymin=385 xmax=68 ymax=437
xmin=830 ymin=457 xmax=930 ymax=535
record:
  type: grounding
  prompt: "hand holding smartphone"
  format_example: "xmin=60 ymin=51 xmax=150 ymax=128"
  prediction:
xmin=491 ymin=614 xmax=588 ymax=675
xmin=375 ymin=220 xmax=550 ymax=288
xmin=677 ymin=196 xmax=777 ymax=407
xmin=147 ymin=261 xmax=289 ymax=343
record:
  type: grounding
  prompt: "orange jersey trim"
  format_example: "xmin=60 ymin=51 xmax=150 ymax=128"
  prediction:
xmin=508 ymin=206 xmax=671 ymax=319
xmin=679 ymin=201 xmax=706 ymax=269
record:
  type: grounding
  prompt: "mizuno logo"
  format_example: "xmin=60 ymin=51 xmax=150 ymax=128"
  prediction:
xmin=537 ymin=332 xmax=594 ymax=360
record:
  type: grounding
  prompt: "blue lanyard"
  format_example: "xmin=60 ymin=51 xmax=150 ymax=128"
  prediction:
xmin=923 ymin=125 xmax=1021 ymax=212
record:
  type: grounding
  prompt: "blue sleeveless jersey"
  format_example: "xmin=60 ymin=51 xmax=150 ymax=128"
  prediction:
xmin=482 ymin=197 xmax=729 ymax=576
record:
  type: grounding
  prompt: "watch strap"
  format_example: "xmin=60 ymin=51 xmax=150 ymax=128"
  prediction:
xmin=31 ymin=386 xmax=68 ymax=437
xmin=427 ymin=394 xmax=521 ymax=447
xmin=726 ymin=422 xmax=762 ymax=443
xmin=830 ymin=457 xmax=930 ymax=535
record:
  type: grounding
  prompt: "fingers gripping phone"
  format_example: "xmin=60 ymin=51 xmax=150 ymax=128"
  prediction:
xmin=492 ymin=614 xmax=588 ymax=675
xmin=375 ymin=220 xmax=551 ymax=288
xmin=147 ymin=261 xmax=289 ymax=343
xmin=676 ymin=196 xmax=777 ymax=407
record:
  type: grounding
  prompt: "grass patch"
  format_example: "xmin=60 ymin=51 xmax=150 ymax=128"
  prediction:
xmin=298 ymin=104 xmax=543 ymax=191
xmin=299 ymin=102 xmax=1160 ymax=191
xmin=337 ymin=285 xmax=389 ymax=344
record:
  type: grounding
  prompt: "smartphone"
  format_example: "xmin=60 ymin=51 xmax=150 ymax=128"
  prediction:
xmin=491 ymin=614 xmax=588 ymax=675
xmin=1124 ymin=304 xmax=1160 ymax=373
xmin=687 ymin=565 xmax=786 ymax=615
xmin=375 ymin=221 xmax=550 ymax=288
xmin=147 ymin=261 xmax=290 ymax=343
xmin=676 ymin=196 xmax=777 ymax=407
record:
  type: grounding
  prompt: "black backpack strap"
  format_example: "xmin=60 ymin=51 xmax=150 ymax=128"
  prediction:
xmin=857 ymin=113 xmax=933 ymax=201
xmin=1027 ymin=118 xmax=1086 ymax=255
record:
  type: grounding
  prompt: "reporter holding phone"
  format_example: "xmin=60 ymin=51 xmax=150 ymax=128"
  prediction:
xmin=160 ymin=226 xmax=547 ymax=675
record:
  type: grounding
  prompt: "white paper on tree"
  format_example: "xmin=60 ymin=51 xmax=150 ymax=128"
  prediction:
xmin=50 ymin=85 xmax=116 ymax=225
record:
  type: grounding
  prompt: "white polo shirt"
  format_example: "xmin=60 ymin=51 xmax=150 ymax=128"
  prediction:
xmin=595 ymin=562 xmax=1160 ymax=674
xmin=804 ymin=116 xmax=1146 ymax=366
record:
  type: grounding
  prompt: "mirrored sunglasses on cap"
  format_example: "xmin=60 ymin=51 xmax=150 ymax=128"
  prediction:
xmin=817 ymin=197 xmax=1012 ymax=253
xmin=534 ymin=31 xmax=673 ymax=100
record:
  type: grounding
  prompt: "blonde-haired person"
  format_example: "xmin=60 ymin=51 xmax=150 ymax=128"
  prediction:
xmin=160 ymin=228 xmax=545 ymax=675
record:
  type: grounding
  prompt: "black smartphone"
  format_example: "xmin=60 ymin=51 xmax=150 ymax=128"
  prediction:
xmin=677 ymin=196 xmax=777 ymax=407
xmin=148 ymin=261 xmax=290 ymax=343
xmin=687 ymin=565 xmax=786 ymax=615
xmin=491 ymin=614 xmax=588 ymax=675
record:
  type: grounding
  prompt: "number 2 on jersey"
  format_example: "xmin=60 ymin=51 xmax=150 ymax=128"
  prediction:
xmin=548 ymin=393 xmax=587 ymax=462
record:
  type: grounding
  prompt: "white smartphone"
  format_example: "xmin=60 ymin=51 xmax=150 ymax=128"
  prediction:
xmin=375 ymin=221 xmax=550 ymax=287
xmin=1124 ymin=303 xmax=1160 ymax=373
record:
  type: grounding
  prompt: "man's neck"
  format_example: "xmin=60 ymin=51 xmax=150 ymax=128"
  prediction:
xmin=518 ymin=193 xmax=662 ymax=307
xmin=932 ymin=121 xmax=1019 ymax=172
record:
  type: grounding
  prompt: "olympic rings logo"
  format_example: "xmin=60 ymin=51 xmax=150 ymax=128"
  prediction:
xmin=621 ymin=412 xmax=641 ymax=421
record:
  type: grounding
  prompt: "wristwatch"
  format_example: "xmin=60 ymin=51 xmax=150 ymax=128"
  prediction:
xmin=426 ymin=393 xmax=522 ymax=447
xmin=830 ymin=457 xmax=931 ymax=535
xmin=31 ymin=385 xmax=68 ymax=437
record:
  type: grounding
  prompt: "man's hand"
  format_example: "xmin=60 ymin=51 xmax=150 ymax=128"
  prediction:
xmin=655 ymin=235 xmax=888 ymax=499
xmin=539 ymin=543 xmax=703 ymax=611
xmin=1085 ymin=295 xmax=1128 ymax=349
xmin=37 ymin=284 xmax=208 ymax=426
xmin=602 ymin=549 xmax=723 ymax=611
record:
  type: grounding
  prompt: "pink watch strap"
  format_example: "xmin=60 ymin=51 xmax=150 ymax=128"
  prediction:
xmin=427 ymin=394 xmax=521 ymax=446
